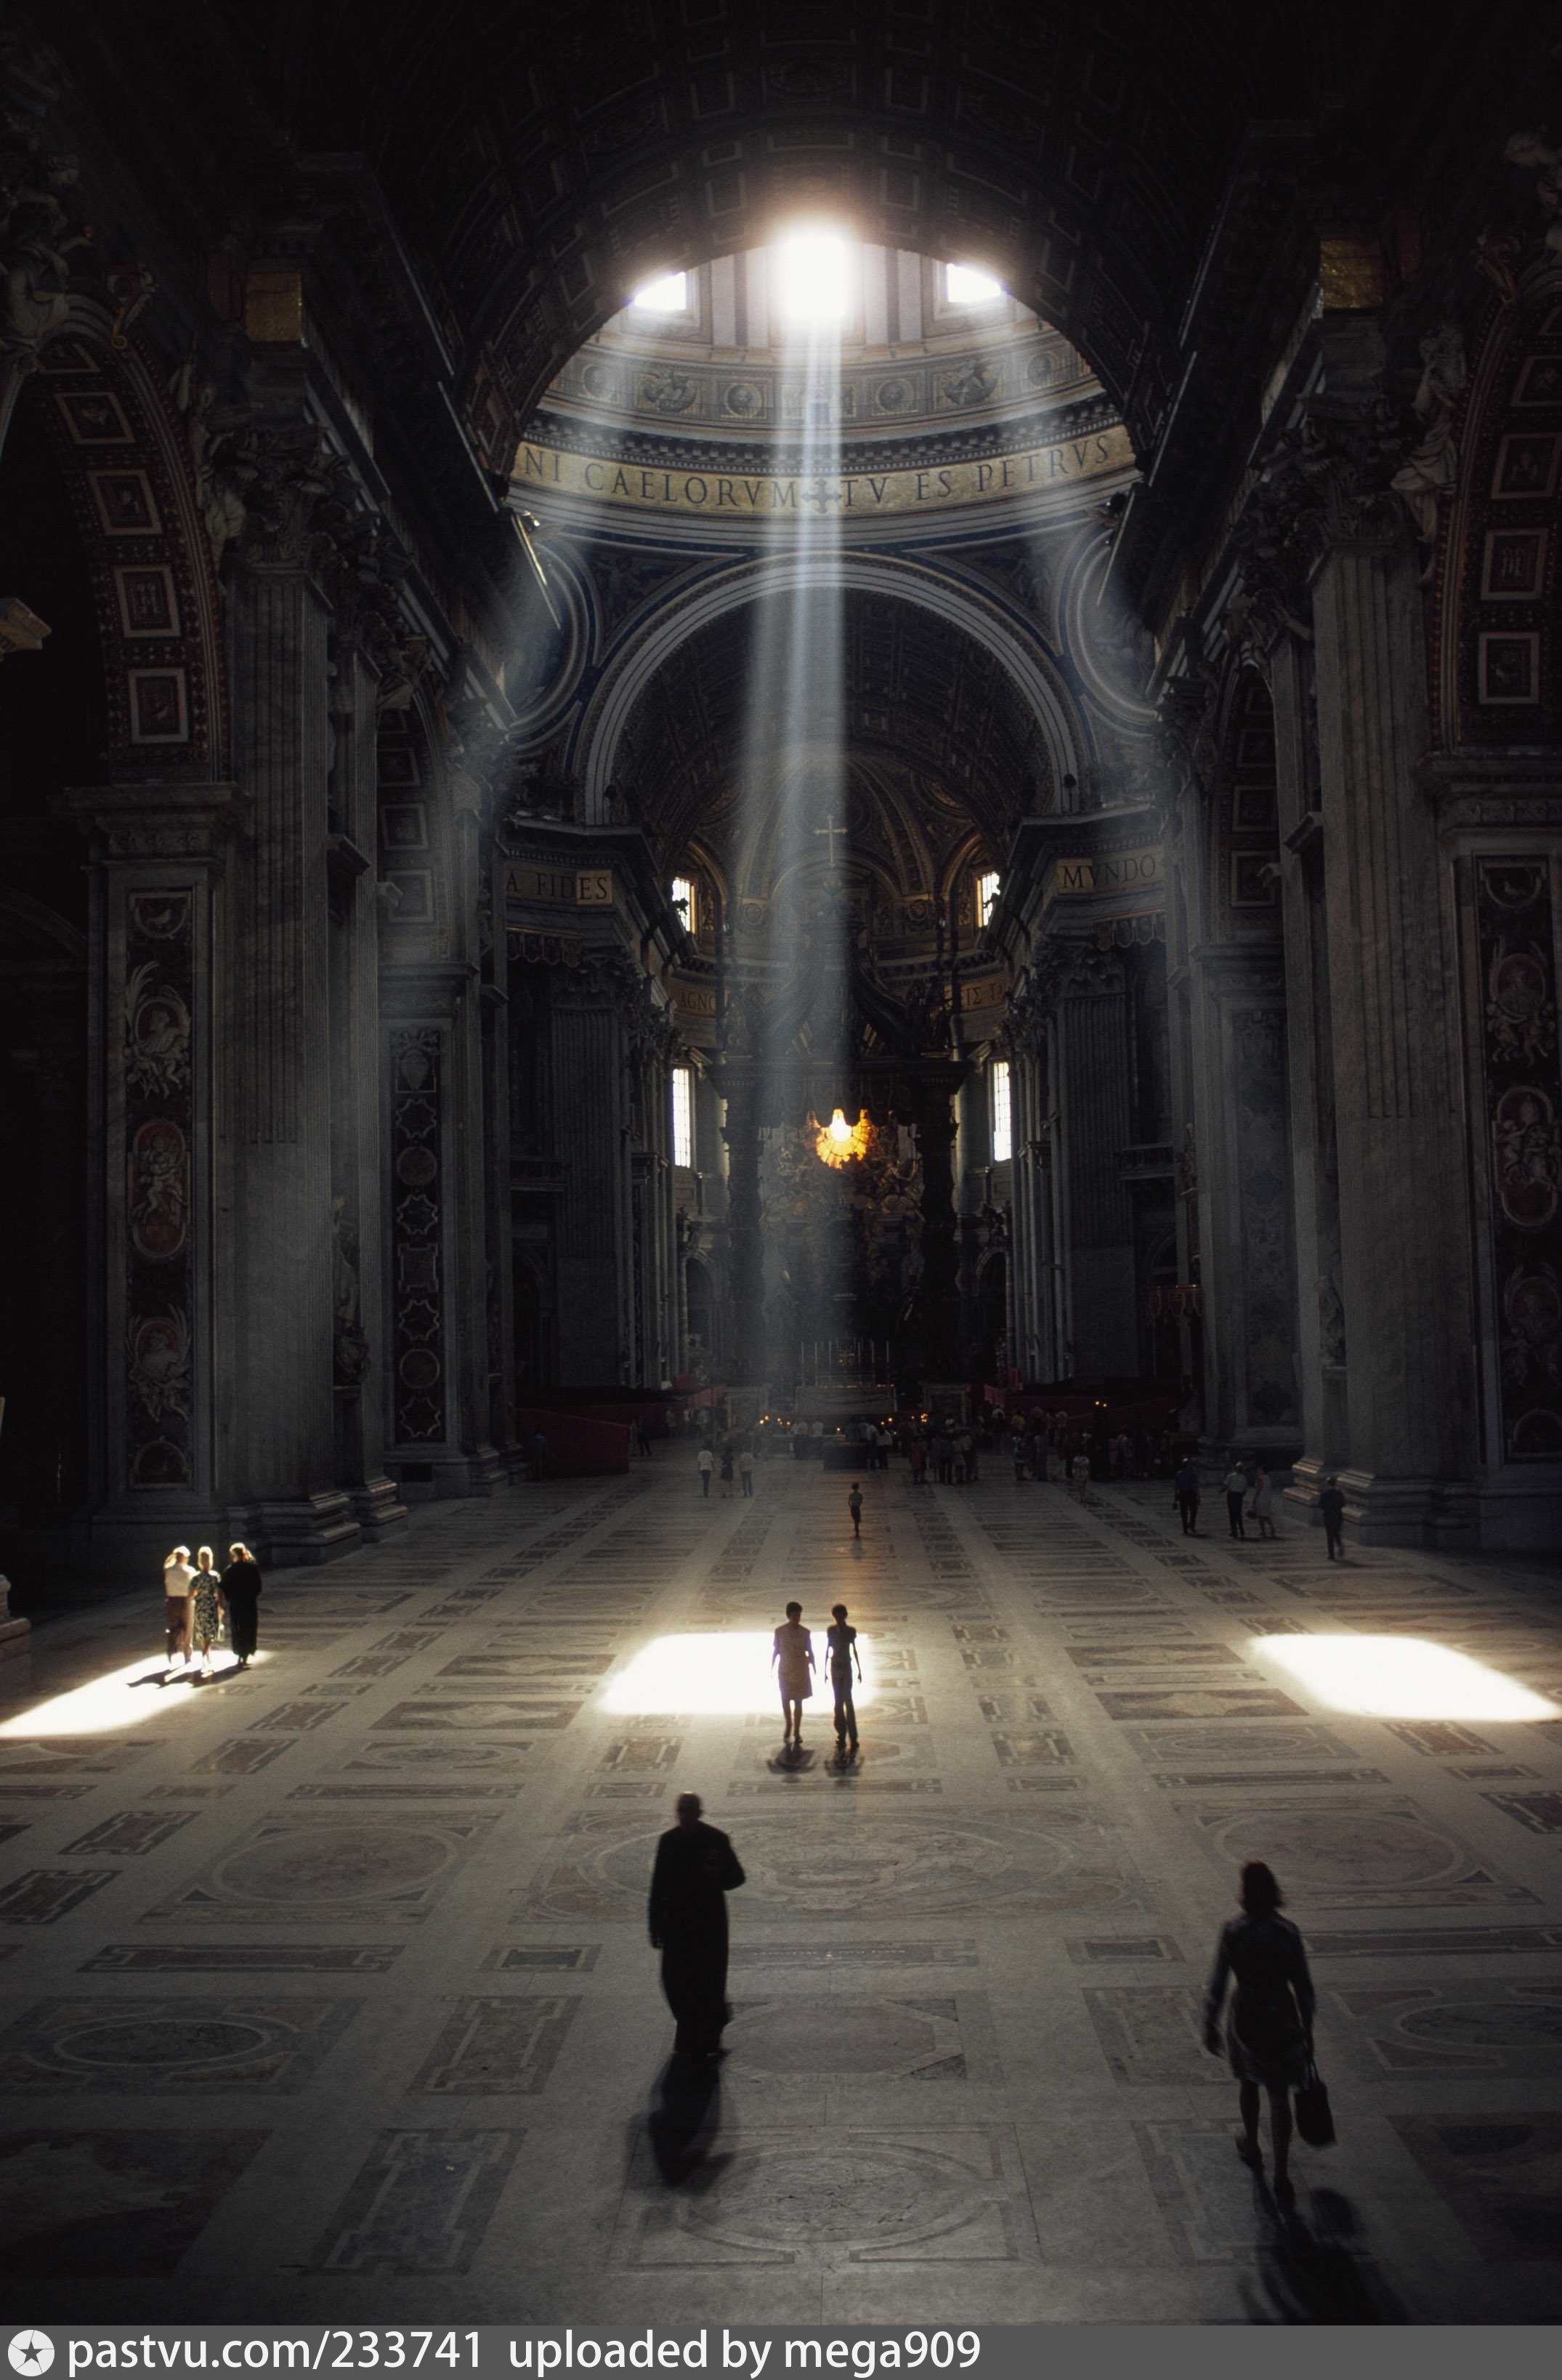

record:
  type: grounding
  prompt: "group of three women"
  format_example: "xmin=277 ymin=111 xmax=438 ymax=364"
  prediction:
xmin=160 ymin=1541 xmax=262 ymax=1676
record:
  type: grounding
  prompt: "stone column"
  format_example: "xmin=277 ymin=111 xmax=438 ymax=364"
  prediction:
xmin=1049 ymin=945 xmax=1136 ymax=1376
xmin=1308 ymin=520 xmax=1474 ymax=1534
xmin=227 ymin=429 xmax=357 ymax=1559
xmin=1005 ymin=1039 xmax=1031 ymax=1379
xmin=914 ymin=1113 xmax=961 ymax=1379
xmin=59 ymin=783 xmax=237 ymax=1570
xmin=549 ymin=948 xmax=639 ymax=1384
xmin=380 ymin=955 xmax=499 ymax=1493
xmin=722 ymin=1082 xmax=766 ymax=1386
xmin=1189 ymin=950 xmax=1301 ymax=1456
xmin=1268 ymin=632 xmax=1350 ymax=1476
xmin=326 ymin=605 xmax=405 ymax=1536
xmin=446 ymin=791 xmax=503 ymax=1489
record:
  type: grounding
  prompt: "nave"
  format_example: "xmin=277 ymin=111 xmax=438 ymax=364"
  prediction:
xmin=2 ymin=1462 xmax=1562 ymax=2323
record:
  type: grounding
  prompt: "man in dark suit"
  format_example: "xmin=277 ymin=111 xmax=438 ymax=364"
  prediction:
xmin=648 ymin=1793 xmax=745 ymax=2061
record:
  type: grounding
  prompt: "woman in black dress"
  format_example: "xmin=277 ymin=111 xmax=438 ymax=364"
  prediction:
xmin=220 ymin=1541 xmax=263 ymax=1668
xmin=1204 ymin=1860 xmax=1315 ymax=2208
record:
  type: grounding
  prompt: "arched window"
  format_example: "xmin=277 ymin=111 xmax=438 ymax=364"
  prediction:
xmin=945 ymin=263 xmax=1003 ymax=307
xmin=632 ymin=272 xmax=688 ymax=313
xmin=976 ymin=870 xmax=1001 ymax=929
xmin=669 ymin=875 xmax=696 ymax=935
xmin=990 ymin=1060 xmax=1013 ymax=1163
xmin=671 ymin=1066 xmax=695 ymax=1169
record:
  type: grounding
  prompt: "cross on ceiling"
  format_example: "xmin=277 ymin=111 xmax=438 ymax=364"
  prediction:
xmin=813 ymin=813 xmax=849 ymax=867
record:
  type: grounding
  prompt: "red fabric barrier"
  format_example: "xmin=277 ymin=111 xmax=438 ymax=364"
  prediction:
xmin=517 ymin=1408 xmax=631 ymax=1476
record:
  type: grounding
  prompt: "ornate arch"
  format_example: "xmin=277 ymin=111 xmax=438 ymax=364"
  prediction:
xmin=22 ymin=304 xmax=226 ymax=773
xmin=376 ymin=690 xmax=458 ymax=953
xmin=1438 ymin=281 xmax=1562 ymax=747
xmin=572 ymin=552 xmax=1089 ymax=818
xmin=1202 ymin=664 xmax=1281 ymax=944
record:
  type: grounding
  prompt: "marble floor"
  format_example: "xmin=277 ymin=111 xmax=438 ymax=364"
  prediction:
xmin=2 ymin=1459 xmax=1562 ymax=2325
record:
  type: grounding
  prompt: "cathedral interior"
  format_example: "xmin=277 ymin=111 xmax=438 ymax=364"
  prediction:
xmin=4 ymin=0 xmax=1562 ymax=2332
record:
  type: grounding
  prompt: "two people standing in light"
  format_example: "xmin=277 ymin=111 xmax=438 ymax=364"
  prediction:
xmin=772 ymin=1599 xmax=862 ymax=1756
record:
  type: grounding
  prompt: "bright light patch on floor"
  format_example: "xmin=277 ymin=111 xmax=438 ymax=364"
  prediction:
xmin=946 ymin=262 xmax=1004 ymax=306
xmin=0 ymin=1651 xmax=271 ymax=1738
xmin=602 ymin=1631 xmax=878 ymax=1717
xmin=1251 ymin=1634 xmax=1558 ymax=1722
xmin=776 ymin=230 xmax=850 ymax=323
xmin=631 ymin=271 xmax=688 ymax=312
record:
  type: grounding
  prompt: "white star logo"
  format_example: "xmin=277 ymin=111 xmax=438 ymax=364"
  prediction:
xmin=9 ymin=2340 xmax=54 ymax=2377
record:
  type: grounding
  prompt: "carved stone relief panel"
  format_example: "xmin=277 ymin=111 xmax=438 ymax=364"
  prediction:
xmin=1473 ymin=859 xmax=1562 ymax=1459
xmin=1231 ymin=1006 xmax=1300 ymax=1432
xmin=124 ymin=890 xmax=195 ymax=1488
xmin=389 ymin=1027 xmax=447 ymax=1445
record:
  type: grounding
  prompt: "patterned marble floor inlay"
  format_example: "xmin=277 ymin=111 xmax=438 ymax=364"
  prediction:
xmin=143 ymin=1814 xmax=498 ymax=1926
xmin=1 ymin=1467 xmax=1561 ymax=2320
xmin=612 ymin=2124 xmax=1040 ymax=2269
xmin=311 ymin=2127 xmax=528 ymax=2273
xmin=408 ymin=1996 xmax=579 ymax=2094
xmin=0 ymin=2129 xmax=268 ymax=2275
xmin=0 ymin=1995 xmax=361 ymax=2093
xmin=1389 ymin=2114 xmax=1562 ymax=2260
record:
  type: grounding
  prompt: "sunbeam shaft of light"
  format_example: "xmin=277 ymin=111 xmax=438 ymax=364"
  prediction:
xmin=601 ymin=1630 xmax=877 ymax=1717
xmin=739 ymin=306 xmax=846 ymax=1078
xmin=0 ymin=1650 xmax=273 ymax=1738
xmin=1250 ymin=1634 xmax=1558 ymax=1721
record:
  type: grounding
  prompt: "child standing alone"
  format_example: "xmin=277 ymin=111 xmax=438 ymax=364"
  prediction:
xmin=848 ymin=1480 xmax=863 ymax=1538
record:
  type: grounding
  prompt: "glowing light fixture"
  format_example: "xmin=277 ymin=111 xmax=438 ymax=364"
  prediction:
xmin=812 ymin=1106 xmax=875 ymax=1167
xmin=603 ymin=1630 xmax=878 ymax=1717
xmin=777 ymin=229 xmax=850 ymax=324
xmin=0 ymin=1650 xmax=272 ymax=1738
xmin=1252 ymin=1634 xmax=1558 ymax=1722
xmin=946 ymin=262 xmax=1004 ymax=307
xmin=631 ymin=270 xmax=689 ymax=313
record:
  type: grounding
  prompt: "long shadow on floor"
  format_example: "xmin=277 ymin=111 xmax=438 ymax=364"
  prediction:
xmin=645 ymin=2056 xmax=725 ymax=2185
xmin=1239 ymin=2187 xmax=1409 ymax=2324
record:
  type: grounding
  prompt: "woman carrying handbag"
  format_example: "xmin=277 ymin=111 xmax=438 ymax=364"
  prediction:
xmin=1204 ymin=1860 xmax=1318 ymax=2209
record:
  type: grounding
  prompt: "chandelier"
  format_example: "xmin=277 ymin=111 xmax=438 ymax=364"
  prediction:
xmin=811 ymin=1107 xmax=875 ymax=1169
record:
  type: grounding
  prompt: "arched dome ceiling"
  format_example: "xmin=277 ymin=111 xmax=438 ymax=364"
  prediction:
xmin=615 ymin=586 xmax=1042 ymax=892
xmin=532 ymin=243 xmax=1100 ymax=456
xmin=273 ymin=0 xmax=1307 ymax=466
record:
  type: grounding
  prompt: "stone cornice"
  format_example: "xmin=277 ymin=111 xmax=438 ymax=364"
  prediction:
xmin=57 ymin=780 xmax=242 ymax=863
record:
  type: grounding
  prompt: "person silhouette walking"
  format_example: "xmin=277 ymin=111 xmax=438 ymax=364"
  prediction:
xmin=827 ymin=1602 xmax=862 ymax=1759
xmin=771 ymin=1601 xmax=815 ymax=1748
xmin=648 ymin=1794 xmax=745 ymax=2062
